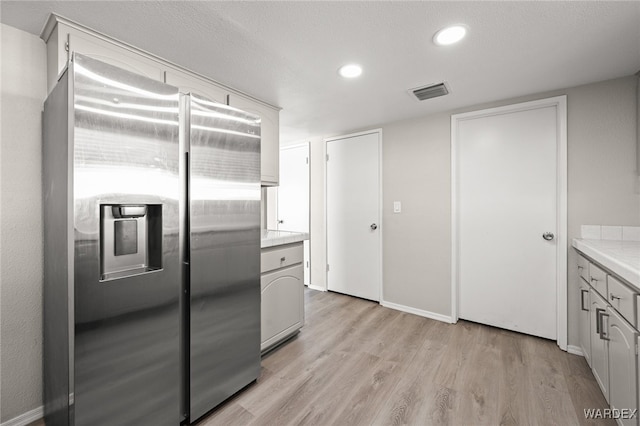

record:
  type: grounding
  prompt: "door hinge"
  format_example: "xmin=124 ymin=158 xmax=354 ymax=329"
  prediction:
xmin=326 ymin=154 xmax=329 ymax=162
xmin=64 ymin=41 xmax=69 ymax=52
xmin=327 ymin=264 xmax=330 ymax=272
xmin=636 ymin=343 xmax=638 ymax=355
xmin=306 ymin=261 xmax=309 ymax=268
xmin=306 ymin=157 xmax=309 ymax=164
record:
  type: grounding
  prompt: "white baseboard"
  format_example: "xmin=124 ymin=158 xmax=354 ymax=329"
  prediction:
xmin=1 ymin=406 xmax=43 ymax=426
xmin=307 ymin=284 xmax=326 ymax=292
xmin=566 ymin=345 xmax=584 ymax=356
xmin=380 ymin=300 xmax=454 ymax=324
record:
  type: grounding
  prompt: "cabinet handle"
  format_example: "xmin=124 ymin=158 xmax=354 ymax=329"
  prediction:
xmin=580 ymin=289 xmax=589 ymax=312
xmin=590 ymin=277 xmax=598 ymax=283
xmin=610 ymin=294 xmax=621 ymax=301
xmin=280 ymin=257 xmax=286 ymax=262
xmin=595 ymin=308 xmax=604 ymax=334
xmin=599 ymin=311 xmax=610 ymax=341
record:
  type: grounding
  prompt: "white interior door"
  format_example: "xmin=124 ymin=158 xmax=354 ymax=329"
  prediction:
xmin=455 ymin=99 xmax=565 ymax=340
xmin=327 ymin=131 xmax=381 ymax=301
xmin=271 ymin=144 xmax=310 ymax=284
xmin=276 ymin=145 xmax=309 ymax=233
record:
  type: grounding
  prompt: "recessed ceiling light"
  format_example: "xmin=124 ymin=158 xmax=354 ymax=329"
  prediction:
xmin=338 ymin=64 xmax=362 ymax=78
xmin=433 ymin=25 xmax=467 ymax=46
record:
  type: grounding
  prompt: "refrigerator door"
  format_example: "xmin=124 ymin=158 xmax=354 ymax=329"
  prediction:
xmin=71 ymin=54 xmax=181 ymax=425
xmin=188 ymin=93 xmax=261 ymax=421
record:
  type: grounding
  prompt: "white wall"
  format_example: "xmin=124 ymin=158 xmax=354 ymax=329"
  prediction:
xmin=0 ymin=24 xmax=47 ymax=422
xmin=381 ymin=113 xmax=452 ymax=315
xmin=307 ymin=75 xmax=639 ymax=347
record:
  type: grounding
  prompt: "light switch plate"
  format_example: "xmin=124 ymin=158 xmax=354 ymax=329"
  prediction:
xmin=393 ymin=201 xmax=401 ymax=213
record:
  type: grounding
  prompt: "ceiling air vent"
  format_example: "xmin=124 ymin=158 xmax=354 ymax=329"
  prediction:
xmin=410 ymin=82 xmax=450 ymax=101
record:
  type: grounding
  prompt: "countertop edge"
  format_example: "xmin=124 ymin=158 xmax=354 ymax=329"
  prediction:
xmin=572 ymin=238 xmax=640 ymax=289
xmin=261 ymin=231 xmax=309 ymax=249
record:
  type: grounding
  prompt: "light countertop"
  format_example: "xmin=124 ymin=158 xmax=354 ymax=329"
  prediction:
xmin=261 ymin=230 xmax=309 ymax=248
xmin=572 ymin=238 xmax=640 ymax=288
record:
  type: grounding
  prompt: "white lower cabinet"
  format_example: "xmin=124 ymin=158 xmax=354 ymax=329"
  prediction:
xmin=608 ymin=307 xmax=638 ymax=426
xmin=578 ymin=252 xmax=640 ymax=425
xmin=591 ymin=288 xmax=610 ymax=402
xmin=260 ymin=243 xmax=304 ymax=353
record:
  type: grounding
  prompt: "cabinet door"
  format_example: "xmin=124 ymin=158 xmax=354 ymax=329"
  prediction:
xmin=164 ymin=69 xmax=228 ymax=104
xmin=590 ymin=289 xmax=610 ymax=402
xmin=579 ymin=278 xmax=592 ymax=366
xmin=607 ymin=307 xmax=638 ymax=426
xmin=260 ymin=264 xmax=303 ymax=351
xmin=229 ymin=94 xmax=280 ymax=186
xmin=64 ymin=25 xmax=164 ymax=82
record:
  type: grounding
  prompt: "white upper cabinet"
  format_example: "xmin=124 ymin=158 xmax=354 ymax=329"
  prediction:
xmin=164 ymin=69 xmax=228 ymax=105
xmin=42 ymin=14 xmax=280 ymax=186
xmin=228 ymin=94 xmax=280 ymax=186
xmin=43 ymin=20 xmax=165 ymax=90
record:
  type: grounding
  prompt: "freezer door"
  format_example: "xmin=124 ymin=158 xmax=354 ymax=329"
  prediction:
xmin=71 ymin=54 xmax=181 ymax=425
xmin=188 ymin=93 xmax=261 ymax=421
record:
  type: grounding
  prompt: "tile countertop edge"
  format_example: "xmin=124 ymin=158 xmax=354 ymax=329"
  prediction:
xmin=261 ymin=230 xmax=309 ymax=248
xmin=572 ymin=238 xmax=640 ymax=289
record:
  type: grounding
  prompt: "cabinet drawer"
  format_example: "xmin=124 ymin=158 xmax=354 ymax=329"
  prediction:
xmin=577 ymin=254 xmax=589 ymax=282
xmin=261 ymin=243 xmax=303 ymax=273
xmin=589 ymin=263 xmax=608 ymax=299
xmin=607 ymin=275 xmax=637 ymax=327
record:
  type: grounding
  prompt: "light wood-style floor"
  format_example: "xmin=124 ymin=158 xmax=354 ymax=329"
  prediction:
xmin=32 ymin=288 xmax=612 ymax=426
xmin=199 ymin=288 xmax=613 ymax=426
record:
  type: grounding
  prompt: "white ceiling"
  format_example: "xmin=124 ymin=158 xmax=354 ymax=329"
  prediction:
xmin=2 ymin=1 xmax=639 ymax=143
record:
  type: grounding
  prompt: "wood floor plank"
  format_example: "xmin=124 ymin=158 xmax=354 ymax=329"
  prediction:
xmin=371 ymin=337 xmax=449 ymax=425
xmin=198 ymin=401 xmax=254 ymax=425
xmin=524 ymin=336 xmax=581 ymax=426
xmin=432 ymin=320 xmax=480 ymax=391
xmin=454 ymin=342 xmax=501 ymax=425
xmin=289 ymin=351 xmax=382 ymax=425
xmin=329 ymin=359 xmax=404 ymax=425
xmin=496 ymin=332 xmax=535 ymax=426
xmin=245 ymin=351 xmax=367 ymax=424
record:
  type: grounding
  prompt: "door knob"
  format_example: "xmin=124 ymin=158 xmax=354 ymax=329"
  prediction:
xmin=278 ymin=220 xmax=284 ymax=224
xmin=370 ymin=223 xmax=378 ymax=230
xmin=542 ymin=232 xmax=554 ymax=241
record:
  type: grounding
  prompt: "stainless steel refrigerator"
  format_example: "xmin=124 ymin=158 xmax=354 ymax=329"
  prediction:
xmin=43 ymin=53 xmax=261 ymax=425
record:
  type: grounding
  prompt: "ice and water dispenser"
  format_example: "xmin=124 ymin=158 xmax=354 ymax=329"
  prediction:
xmin=100 ymin=204 xmax=162 ymax=280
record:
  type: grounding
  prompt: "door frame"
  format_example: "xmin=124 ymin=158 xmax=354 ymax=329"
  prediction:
xmin=324 ymin=129 xmax=383 ymax=301
xmin=451 ymin=96 xmax=568 ymax=350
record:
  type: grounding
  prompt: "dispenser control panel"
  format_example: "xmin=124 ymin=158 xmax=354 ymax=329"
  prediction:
xmin=99 ymin=204 xmax=162 ymax=281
